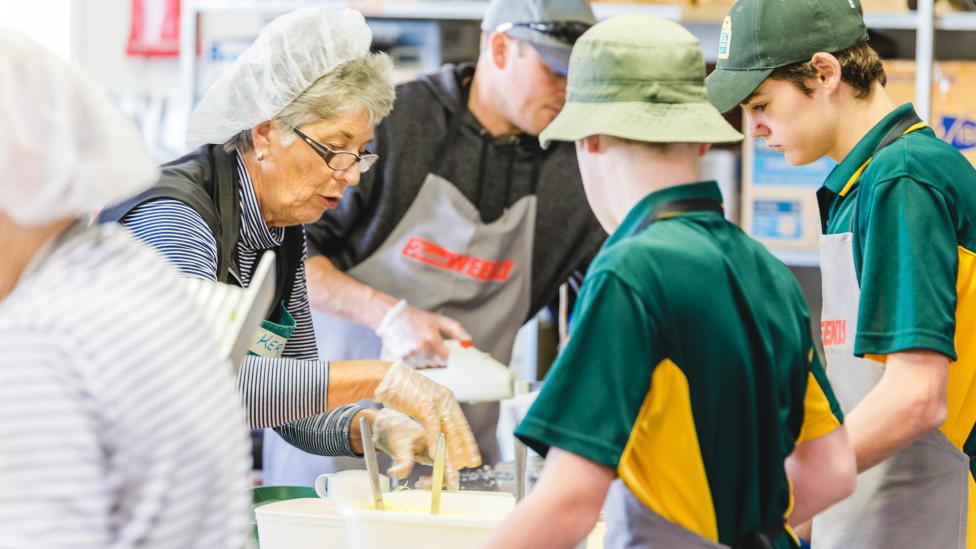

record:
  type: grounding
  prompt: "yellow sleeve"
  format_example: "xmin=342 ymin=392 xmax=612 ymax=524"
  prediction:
xmin=797 ymin=371 xmax=843 ymax=443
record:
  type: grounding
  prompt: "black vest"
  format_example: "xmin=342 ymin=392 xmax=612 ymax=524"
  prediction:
xmin=99 ymin=145 xmax=303 ymax=324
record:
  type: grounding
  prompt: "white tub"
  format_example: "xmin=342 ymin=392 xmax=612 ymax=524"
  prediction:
xmin=255 ymin=497 xmax=346 ymax=549
xmin=341 ymin=490 xmax=516 ymax=549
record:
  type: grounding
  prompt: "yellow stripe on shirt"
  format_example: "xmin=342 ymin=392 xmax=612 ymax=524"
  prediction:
xmin=617 ymin=359 xmax=719 ymax=542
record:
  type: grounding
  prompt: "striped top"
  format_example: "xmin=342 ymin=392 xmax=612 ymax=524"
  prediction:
xmin=0 ymin=224 xmax=251 ymax=547
xmin=120 ymin=153 xmax=359 ymax=457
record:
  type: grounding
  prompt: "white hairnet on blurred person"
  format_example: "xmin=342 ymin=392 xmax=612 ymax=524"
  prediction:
xmin=187 ymin=7 xmax=373 ymax=148
xmin=0 ymin=32 xmax=157 ymax=226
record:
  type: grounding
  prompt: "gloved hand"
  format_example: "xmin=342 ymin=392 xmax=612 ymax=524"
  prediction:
xmin=372 ymin=408 xmax=460 ymax=489
xmin=374 ymin=363 xmax=482 ymax=472
xmin=375 ymin=300 xmax=472 ymax=368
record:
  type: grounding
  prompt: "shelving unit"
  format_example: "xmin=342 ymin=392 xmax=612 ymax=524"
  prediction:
xmin=179 ymin=0 xmax=975 ymax=126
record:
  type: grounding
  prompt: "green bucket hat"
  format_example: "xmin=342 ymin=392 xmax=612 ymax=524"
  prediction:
xmin=705 ymin=0 xmax=869 ymax=113
xmin=539 ymin=15 xmax=743 ymax=149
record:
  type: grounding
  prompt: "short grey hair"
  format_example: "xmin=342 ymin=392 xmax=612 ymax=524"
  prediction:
xmin=224 ymin=52 xmax=395 ymax=153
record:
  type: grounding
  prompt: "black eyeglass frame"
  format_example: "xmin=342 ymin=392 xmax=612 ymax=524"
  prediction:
xmin=293 ymin=128 xmax=379 ymax=173
xmin=494 ymin=20 xmax=592 ymax=45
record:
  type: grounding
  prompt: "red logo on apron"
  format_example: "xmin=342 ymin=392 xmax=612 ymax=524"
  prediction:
xmin=821 ymin=319 xmax=847 ymax=346
xmin=401 ymin=237 xmax=514 ymax=282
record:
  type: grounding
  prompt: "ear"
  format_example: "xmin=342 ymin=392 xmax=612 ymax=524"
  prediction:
xmin=698 ymin=143 xmax=712 ymax=157
xmin=579 ymin=135 xmax=603 ymax=154
xmin=488 ymin=31 xmax=511 ymax=70
xmin=250 ymin=120 xmax=277 ymax=157
xmin=809 ymin=52 xmax=843 ymax=93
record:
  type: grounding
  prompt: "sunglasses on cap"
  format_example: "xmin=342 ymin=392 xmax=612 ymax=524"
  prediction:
xmin=494 ymin=20 xmax=592 ymax=45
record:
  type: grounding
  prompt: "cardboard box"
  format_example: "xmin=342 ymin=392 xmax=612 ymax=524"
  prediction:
xmin=883 ymin=60 xmax=976 ymax=168
xmin=590 ymin=0 xmax=692 ymax=4
xmin=740 ymin=135 xmax=834 ymax=263
xmin=860 ymin=0 xmax=911 ymax=13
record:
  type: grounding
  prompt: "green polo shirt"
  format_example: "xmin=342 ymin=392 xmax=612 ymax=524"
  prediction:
xmin=516 ymin=181 xmax=843 ymax=548
xmin=818 ymin=103 xmax=976 ymax=360
xmin=816 ymin=102 xmax=976 ymax=473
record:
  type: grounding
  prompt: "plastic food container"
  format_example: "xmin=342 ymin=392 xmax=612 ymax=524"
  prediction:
xmin=341 ymin=490 xmax=516 ymax=549
xmin=250 ymin=486 xmax=317 ymax=546
xmin=255 ymin=497 xmax=347 ymax=549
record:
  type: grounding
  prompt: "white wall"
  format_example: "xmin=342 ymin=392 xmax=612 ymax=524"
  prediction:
xmin=73 ymin=0 xmax=180 ymax=94
xmin=70 ymin=0 xmax=186 ymax=160
xmin=0 ymin=0 xmax=74 ymax=59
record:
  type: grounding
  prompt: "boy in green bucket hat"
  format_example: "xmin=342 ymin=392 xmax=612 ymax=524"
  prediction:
xmin=486 ymin=15 xmax=855 ymax=549
xmin=706 ymin=1 xmax=976 ymax=547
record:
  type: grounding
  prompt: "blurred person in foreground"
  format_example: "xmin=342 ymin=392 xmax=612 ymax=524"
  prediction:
xmin=0 ymin=31 xmax=251 ymax=547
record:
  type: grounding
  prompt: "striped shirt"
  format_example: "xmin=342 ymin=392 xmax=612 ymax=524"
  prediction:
xmin=120 ymin=153 xmax=358 ymax=457
xmin=0 ymin=224 xmax=251 ymax=548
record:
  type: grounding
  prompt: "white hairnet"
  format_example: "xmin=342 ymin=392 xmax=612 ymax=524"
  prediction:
xmin=187 ymin=7 xmax=373 ymax=148
xmin=0 ymin=32 xmax=158 ymax=227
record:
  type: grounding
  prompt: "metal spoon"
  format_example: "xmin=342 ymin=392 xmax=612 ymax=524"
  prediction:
xmin=359 ymin=416 xmax=384 ymax=511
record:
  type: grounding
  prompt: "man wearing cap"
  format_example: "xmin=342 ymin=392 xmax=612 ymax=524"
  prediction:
xmin=263 ymin=0 xmax=607 ymax=484
xmin=486 ymin=15 xmax=856 ymax=549
xmin=706 ymin=1 xmax=976 ymax=547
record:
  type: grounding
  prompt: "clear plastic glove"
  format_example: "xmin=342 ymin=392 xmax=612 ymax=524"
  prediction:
xmin=372 ymin=408 xmax=460 ymax=489
xmin=374 ymin=363 xmax=482 ymax=471
xmin=375 ymin=300 xmax=472 ymax=368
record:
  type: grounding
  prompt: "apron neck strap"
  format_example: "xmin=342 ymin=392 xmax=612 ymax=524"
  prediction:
xmin=633 ymin=197 xmax=724 ymax=235
xmin=431 ymin=81 xmax=546 ymax=215
xmin=839 ymin=111 xmax=926 ymax=199
xmin=214 ymin=147 xmax=243 ymax=284
xmin=837 ymin=110 xmax=926 ymax=232
xmin=431 ymin=74 xmax=473 ymax=174
xmin=529 ymin=149 xmax=542 ymax=196
xmin=873 ymin=111 xmax=926 ymax=157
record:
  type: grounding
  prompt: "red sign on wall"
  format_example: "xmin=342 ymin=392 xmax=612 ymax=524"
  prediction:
xmin=127 ymin=0 xmax=180 ymax=57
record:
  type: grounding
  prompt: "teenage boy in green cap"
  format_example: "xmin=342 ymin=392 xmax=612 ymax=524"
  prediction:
xmin=706 ymin=1 xmax=976 ymax=547
xmin=485 ymin=15 xmax=855 ymax=549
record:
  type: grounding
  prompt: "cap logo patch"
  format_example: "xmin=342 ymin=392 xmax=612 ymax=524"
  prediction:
xmin=718 ymin=17 xmax=732 ymax=60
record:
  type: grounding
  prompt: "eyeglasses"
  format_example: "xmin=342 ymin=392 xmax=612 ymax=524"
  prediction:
xmin=494 ymin=20 xmax=592 ymax=45
xmin=294 ymin=128 xmax=379 ymax=173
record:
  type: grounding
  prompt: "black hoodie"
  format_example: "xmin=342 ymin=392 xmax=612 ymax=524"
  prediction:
xmin=306 ymin=63 xmax=607 ymax=321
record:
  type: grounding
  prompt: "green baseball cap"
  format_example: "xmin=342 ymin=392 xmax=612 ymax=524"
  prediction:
xmin=705 ymin=0 xmax=869 ymax=113
xmin=539 ymin=15 xmax=743 ymax=149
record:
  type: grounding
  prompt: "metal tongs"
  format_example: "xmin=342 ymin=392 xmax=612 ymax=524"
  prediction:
xmin=513 ymin=379 xmax=531 ymax=502
xmin=430 ymin=416 xmax=448 ymax=515
xmin=359 ymin=416 xmax=385 ymax=511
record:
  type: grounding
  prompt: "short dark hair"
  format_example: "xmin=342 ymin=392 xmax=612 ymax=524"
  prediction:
xmin=769 ymin=42 xmax=887 ymax=100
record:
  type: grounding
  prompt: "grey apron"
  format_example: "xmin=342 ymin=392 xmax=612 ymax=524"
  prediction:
xmin=605 ymin=481 xmax=729 ymax=549
xmin=263 ymin=102 xmax=538 ymax=486
xmin=811 ymin=114 xmax=969 ymax=548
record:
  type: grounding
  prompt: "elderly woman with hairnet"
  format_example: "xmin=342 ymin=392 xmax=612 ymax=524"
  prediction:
xmin=0 ymin=32 xmax=252 ymax=545
xmin=101 ymin=7 xmax=481 ymax=483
